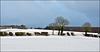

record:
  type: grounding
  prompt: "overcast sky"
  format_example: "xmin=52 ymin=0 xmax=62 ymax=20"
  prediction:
xmin=1 ymin=0 xmax=99 ymax=28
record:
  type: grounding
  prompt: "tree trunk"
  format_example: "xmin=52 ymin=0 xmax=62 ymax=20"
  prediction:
xmin=61 ymin=26 xmax=63 ymax=35
xmin=85 ymin=31 xmax=87 ymax=35
xmin=58 ymin=28 xmax=60 ymax=35
xmin=52 ymin=29 xmax=54 ymax=35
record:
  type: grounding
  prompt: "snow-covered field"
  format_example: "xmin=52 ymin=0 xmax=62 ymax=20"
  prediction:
xmin=0 ymin=29 xmax=99 ymax=36
xmin=1 ymin=36 xmax=99 ymax=51
xmin=0 ymin=29 xmax=100 ymax=51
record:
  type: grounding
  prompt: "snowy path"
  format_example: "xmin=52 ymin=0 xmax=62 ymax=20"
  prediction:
xmin=1 ymin=36 xmax=99 ymax=51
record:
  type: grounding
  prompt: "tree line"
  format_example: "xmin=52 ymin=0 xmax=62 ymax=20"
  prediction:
xmin=48 ymin=16 xmax=91 ymax=35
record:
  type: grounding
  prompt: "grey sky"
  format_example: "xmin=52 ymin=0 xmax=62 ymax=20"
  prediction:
xmin=1 ymin=0 xmax=99 ymax=28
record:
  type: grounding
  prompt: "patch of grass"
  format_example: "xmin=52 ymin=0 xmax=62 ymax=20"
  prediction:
xmin=34 ymin=32 xmax=41 ymax=36
xmin=41 ymin=32 xmax=48 ymax=36
xmin=0 ymin=32 xmax=4 ymax=36
xmin=93 ymin=35 xmax=98 ymax=38
xmin=9 ymin=32 xmax=13 ymax=36
xmin=84 ymin=34 xmax=93 ymax=37
xmin=4 ymin=32 xmax=8 ymax=36
xmin=15 ymin=32 xmax=25 ymax=36
xmin=26 ymin=33 xmax=32 ymax=36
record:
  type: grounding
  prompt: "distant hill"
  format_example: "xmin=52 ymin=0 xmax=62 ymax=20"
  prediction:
xmin=0 ymin=25 xmax=28 ymax=29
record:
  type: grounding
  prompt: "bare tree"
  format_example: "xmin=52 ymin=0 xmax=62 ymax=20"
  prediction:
xmin=55 ymin=16 xmax=69 ymax=35
xmin=82 ymin=22 xmax=91 ymax=35
xmin=49 ymin=22 xmax=57 ymax=35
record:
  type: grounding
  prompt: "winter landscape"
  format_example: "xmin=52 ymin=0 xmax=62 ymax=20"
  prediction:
xmin=0 ymin=0 xmax=100 ymax=52
xmin=0 ymin=29 xmax=100 ymax=51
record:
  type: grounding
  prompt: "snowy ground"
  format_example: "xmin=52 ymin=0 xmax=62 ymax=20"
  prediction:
xmin=1 ymin=36 xmax=99 ymax=51
xmin=0 ymin=29 xmax=100 ymax=51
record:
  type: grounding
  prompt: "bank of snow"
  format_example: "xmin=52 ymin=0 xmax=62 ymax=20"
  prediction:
xmin=1 ymin=36 xmax=99 ymax=51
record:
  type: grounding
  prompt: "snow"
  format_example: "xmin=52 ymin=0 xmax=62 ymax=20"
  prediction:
xmin=1 ymin=36 xmax=99 ymax=51
xmin=0 ymin=29 xmax=99 ymax=36
xmin=0 ymin=29 xmax=100 ymax=51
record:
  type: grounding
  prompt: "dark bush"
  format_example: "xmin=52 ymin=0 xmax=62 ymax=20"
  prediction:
xmin=15 ymin=32 xmax=25 ymax=36
xmin=84 ymin=34 xmax=93 ymax=37
xmin=41 ymin=32 xmax=48 ymax=36
xmin=21 ymin=32 xmax=25 ymax=36
xmin=93 ymin=35 xmax=98 ymax=37
xmin=4 ymin=32 xmax=8 ymax=36
xmin=27 ymin=33 xmax=32 ymax=36
xmin=61 ymin=33 xmax=65 ymax=36
xmin=15 ymin=32 xmax=20 ymax=36
xmin=9 ymin=32 xmax=13 ymax=36
xmin=67 ymin=32 xmax=70 ymax=36
xmin=34 ymin=32 xmax=41 ymax=36
xmin=0 ymin=32 xmax=4 ymax=36
xmin=71 ymin=32 xmax=75 ymax=36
